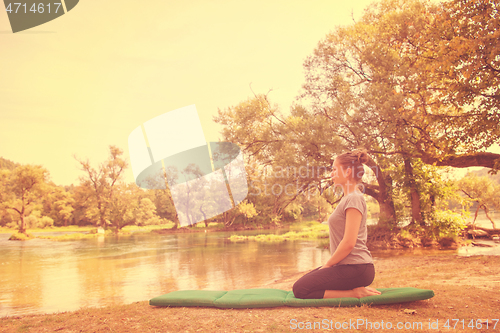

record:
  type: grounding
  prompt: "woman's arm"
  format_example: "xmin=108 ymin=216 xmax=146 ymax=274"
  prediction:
xmin=320 ymin=208 xmax=362 ymax=269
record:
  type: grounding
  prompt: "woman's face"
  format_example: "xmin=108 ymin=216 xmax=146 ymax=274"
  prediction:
xmin=330 ymin=160 xmax=352 ymax=186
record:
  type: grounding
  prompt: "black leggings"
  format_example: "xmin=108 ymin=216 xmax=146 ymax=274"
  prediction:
xmin=292 ymin=263 xmax=375 ymax=299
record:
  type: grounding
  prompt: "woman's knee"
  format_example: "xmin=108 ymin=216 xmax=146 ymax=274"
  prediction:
xmin=362 ymin=264 xmax=376 ymax=286
xmin=292 ymin=281 xmax=308 ymax=299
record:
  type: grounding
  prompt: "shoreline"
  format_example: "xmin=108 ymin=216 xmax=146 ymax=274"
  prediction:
xmin=3 ymin=222 xmax=499 ymax=251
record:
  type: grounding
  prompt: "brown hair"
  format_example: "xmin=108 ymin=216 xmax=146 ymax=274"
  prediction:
xmin=335 ymin=149 xmax=369 ymax=183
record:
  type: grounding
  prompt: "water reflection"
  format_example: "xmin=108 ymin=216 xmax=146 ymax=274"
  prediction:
xmin=0 ymin=230 xmax=330 ymax=317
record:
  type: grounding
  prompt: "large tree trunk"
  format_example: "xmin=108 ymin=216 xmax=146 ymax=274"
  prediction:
xmin=19 ymin=194 xmax=26 ymax=234
xmin=19 ymin=214 xmax=26 ymax=234
xmin=404 ymin=157 xmax=423 ymax=226
xmin=363 ymin=158 xmax=397 ymax=228
xmin=97 ymin=201 xmax=106 ymax=230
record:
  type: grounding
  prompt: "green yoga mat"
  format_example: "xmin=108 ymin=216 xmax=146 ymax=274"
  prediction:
xmin=149 ymin=287 xmax=434 ymax=308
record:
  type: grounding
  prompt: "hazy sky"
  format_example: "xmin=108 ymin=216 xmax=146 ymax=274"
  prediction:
xmin=0 ymin=0 xmax=497 ymax=186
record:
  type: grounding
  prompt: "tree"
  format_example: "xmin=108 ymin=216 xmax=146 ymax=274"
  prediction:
xmin=75 ymin=146 xmax=127 ymax=229
xmin=135 ymin=197 xmax=163 ymax=226
xmin=140 ymin=166 xmax=180 ymax=229
xmin=166 ymin=164 xmax=207 ymax=227
xmin=107 ymin=183 xmax=164 ymax=233
xmin=0 ymin=165 xmax=49 ymax=234
xmin=146 ymin=187 xmax=178 ymax=226
xmin=298 ymin=0 xmax=499 ymax=224
xmin=41 ymin=184 xmax=75 ymax=227
xmin=220 ymin=200 xmax=258 ymax=227
xmin=0 ymin=169 xmax=12 ymax=227
xmin=214 ymin=95 xmax=342 ymax=226
xmin=457 ymin=173 xmax=500 ymax=229
xmin=107 ymin=183 xmax=138 ymax=233
xmin=71 ymin=184 xmax=95 ymax=226
xmin=215 ymin=93 xmax=399 ymax=227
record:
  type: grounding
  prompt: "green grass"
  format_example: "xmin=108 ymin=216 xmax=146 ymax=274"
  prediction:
xmin=36 ymin=233 xmax=102 ymax=241
xmin=229 ymin=223 xmax=328 ymax=243
xmin=8 ymin=233 xmax=35 ymax=241
xmin=0 ymin=225 xmax=95 ymax=233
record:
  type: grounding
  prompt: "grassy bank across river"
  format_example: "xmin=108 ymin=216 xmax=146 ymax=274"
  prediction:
xmin=2 ymin=220 xmax=476 ymax=250
xmin=2 ymin=254 xmax=499 ymax=332
xmin=0 ymin=222 xmax=229 ymax=241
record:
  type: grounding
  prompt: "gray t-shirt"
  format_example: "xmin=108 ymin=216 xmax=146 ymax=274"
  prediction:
xmin=328 ymin=191 xmax=373 ymax=265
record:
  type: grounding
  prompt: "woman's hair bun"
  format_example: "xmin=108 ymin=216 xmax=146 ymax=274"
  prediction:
xmin=353 ymin=149 xmax=369 ymax=164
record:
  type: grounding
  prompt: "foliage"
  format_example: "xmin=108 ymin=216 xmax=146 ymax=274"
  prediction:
xmin=415 ymin=0 xmax=500 ymax=156
xmin=0 ymin=164 xmax=50 ymax=234
xmin=389 ymin=159 xmax=461 ymax=225
xmin=107 ymin=183 xmax=168 ymax=233
xmin=213 ymin=90 xmax=398 ymax=226
xmin=8 ymin=232 xmax=34 ymax=241
xmin=237 ymin=201 xmax=258 ymax=224
xmin=22 ymin=210 xmax=54 ymax=229
xmin=427 ymin=209 xmax=468 ymax=239
xmin=41 ymin=184 xmax=74 ymax=227
xmin=457 ymin=173 xmax=500 ymax=210
xmin=467 ymin=167 xmax=500 ymax=185
xmin=229 ymin=223 xmax=328 ymax=242
xmin=145 ymin=186 xmax=178 ymax=227
xmin=366 ymin=198 xmax=380 ymax=220
xmin=0 ymin=157 xmax=19 ymax=171
xmin=135 ymin=198 xmax=161 ymax=226
xmin=456 ymin=173 xmax=500 ymax=228
xmin=75 ymin=146 xmax=127 ymax=229
xmin=283 ymin=201 xmax=303 ymax=221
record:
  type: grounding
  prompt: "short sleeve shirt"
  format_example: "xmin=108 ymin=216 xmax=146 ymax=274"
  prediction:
xmin=327 ymin=191 xmax=373 ymax=265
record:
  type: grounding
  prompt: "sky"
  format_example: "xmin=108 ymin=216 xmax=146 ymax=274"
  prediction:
xmin=0 ymin=0 xmax=498 ymax=186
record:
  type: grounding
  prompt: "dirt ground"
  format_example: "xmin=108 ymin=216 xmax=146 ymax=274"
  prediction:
xmin=1 ymin=254 xmax=500 ymax=333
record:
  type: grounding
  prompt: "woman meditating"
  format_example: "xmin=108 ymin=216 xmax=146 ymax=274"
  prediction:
xmin=293 ymin=149 xmax=380 ymax=299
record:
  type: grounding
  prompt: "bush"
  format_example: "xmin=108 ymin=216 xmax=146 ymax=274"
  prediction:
xmin=38 ymin=216 xmax=54 ymax=228
xmin=25 ymin=214 xmax=39 ymax=229
xmin=428 ymin=209 xmax=467 ymax=239
xmin=6 ymin=221 xmax=17 ymax=229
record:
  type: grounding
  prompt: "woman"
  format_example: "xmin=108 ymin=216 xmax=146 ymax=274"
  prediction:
xmin=292 ymin=149 xmax=380 ymax=299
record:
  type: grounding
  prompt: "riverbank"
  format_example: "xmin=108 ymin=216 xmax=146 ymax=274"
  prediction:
xmin=0 ymin=222 xmax=285 ymax=241
xmin=1 ymin=254 xmax=499 ymax=332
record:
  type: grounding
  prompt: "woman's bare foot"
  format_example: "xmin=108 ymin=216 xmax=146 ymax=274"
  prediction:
xmin=365 ymin=286 xmax=381 ymax=294
xmin=352 ymin=286 xmax=381 ymax=298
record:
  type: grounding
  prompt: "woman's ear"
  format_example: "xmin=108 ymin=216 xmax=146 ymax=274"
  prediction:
xmin=345 ymin=166 xmax=353 ymax=178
